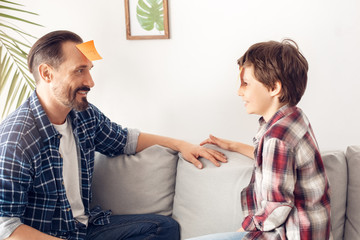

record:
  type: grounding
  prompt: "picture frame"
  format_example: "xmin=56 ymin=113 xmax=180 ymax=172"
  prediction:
xmin=125 ymin=0 xmax=169 ymax=40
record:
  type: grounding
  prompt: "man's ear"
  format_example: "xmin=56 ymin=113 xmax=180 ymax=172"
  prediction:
xmin=38 ymin=63 xmax=53 ymax=83
xmin=270 ymin=80 xmax=282 ymax=97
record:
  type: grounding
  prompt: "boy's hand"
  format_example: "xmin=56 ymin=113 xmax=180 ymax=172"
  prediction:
xmin=200 ymin=134 xmax=237 ymax=152
xmin=178 ymin=141 xmax=227 ymax=169
xmin=201 ymin=135 xmax=255 ymax=159
xmin=237 ymin=227 xmax=245 ymax=232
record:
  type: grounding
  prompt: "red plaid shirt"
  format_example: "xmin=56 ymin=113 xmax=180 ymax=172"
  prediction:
xmin=241 ymin=105 xmax=331 ymax=240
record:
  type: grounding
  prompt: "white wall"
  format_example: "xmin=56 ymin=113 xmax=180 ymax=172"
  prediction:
xmin=23 ymin=0 xmax=360 ymax=151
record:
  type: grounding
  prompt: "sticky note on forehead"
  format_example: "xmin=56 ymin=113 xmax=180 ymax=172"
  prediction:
xmin=76 ymin=40 xmax=102 ymax=61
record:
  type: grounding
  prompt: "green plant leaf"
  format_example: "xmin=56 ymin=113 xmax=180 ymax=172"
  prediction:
xmin=0 ymin=0 xmax=41 ymax=120
xmin=136 ymin=0 xmax=164 ymax=31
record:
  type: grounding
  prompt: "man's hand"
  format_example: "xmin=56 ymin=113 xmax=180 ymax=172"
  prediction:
xmin=178 ymin=141 xmax=227 ymax=169
xmin=237 ymin=227 xmax=245 ymax=232
xmin=136 ymin=133 xmax=227 ymax=169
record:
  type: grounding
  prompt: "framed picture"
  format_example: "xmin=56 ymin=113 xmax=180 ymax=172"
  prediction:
xmin=125 ymin=0 xmax=169 ymax=40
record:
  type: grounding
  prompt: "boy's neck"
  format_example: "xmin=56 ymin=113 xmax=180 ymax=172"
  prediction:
xmin=262 ymin=102 xmax=287 ymax=122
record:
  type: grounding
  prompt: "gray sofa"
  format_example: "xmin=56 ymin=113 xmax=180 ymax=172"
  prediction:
xmin=91 ymin=144 xmax=360 ymax=240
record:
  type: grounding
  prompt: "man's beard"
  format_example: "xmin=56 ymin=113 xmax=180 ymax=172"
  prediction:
xmin=53 ymin=84 xmax=90 ymax=111
xmin=68 ymin=86 xmax=90 ymax=111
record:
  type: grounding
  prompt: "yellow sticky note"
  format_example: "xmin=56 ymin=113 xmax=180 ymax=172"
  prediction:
xmin=76 ymin=40 xmax=102 ymax=61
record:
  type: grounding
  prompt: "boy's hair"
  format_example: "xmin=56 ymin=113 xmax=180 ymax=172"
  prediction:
xmin=28 ymin=30 xmax=83 ymax=83
xmin=237 ymin=39 xmax=308 ymax=106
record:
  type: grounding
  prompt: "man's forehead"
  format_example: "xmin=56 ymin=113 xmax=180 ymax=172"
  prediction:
xmin=75 ymin=40 xmax=102 ymax=61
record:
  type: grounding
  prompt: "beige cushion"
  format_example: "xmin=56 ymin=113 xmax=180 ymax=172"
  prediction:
xmin=91 ymin=145 xmax=178 ymax=216
xmin=344 ymin=145 xmax=360 ymax=239
xmin=172 ymin=145 xmax=254 ymax=239
xmin=321 ymin=150 xmax=347 ymax=240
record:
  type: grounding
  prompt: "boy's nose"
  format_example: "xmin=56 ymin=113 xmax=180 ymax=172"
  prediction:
xmin=238 ymin=86 xmax=244 ymax=96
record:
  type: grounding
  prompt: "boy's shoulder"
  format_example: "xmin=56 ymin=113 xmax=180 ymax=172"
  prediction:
xmin=264 ymin=106 xmax=313 ymax=147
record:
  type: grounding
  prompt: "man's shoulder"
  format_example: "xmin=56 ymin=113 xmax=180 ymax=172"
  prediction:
xmin=0 ymin=99 xmax=39 ymax=150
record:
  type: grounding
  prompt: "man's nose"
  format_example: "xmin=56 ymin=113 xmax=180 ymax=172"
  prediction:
xmin=85 ymin=73 xmax=95 ymax=88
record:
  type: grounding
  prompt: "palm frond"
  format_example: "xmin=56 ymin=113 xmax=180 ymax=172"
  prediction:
xmin=0 ymin=0 xmax=42 ymax=120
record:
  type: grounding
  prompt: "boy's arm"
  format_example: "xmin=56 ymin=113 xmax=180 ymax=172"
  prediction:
xmin=136 ymin=133 xmax=228 ymax=169
xmin=242 ymin=138 xmax=295 ymax=232
xmin=200 ymin=134 xmax=255 ymax=159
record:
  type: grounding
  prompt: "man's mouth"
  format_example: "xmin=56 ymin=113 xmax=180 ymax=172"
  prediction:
xmin=76 ymin=87 xmax=91 ymax=96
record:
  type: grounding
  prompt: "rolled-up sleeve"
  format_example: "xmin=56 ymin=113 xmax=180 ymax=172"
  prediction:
xmin=0 ymin=217 xmax=23 ymax=239
xmin=245 ymin=138 xmax=296 ymax=232
xmin=124 ymin=128 xmax=140 ymax=155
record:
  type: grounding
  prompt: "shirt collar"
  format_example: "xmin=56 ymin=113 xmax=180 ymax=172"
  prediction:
xmin=253 ymin=104 xmax=297 ymax=145
xmin=29 ymin=90 xmax=79 ymax=141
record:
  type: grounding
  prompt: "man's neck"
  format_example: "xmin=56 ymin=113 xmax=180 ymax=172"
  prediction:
xmin=36 ymin=88 xmax=71 ymax=125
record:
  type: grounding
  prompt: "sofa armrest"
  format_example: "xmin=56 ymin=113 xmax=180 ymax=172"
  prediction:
xmin=322 ymin=150 xmax=347 ymax=240
xmin=344 ymin=145 xmax=360 ymax=240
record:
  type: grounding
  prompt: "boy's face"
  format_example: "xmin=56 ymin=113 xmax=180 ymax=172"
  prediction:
xmin=238 ymin=65 xmax=280 ymax=121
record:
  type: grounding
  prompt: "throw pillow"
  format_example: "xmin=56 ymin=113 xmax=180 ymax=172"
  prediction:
xmin=91 ymin=145 xmax=178 ymax=216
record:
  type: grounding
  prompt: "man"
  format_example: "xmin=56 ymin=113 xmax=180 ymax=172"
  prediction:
xmin=0 ymin=30 xmax=227 ymax=240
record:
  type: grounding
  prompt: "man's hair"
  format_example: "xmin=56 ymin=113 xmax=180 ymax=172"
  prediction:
xmin=237 ymin=39 xmax=308 ymax=106
xmin=28 ymin=30 xmax=83 ymax=83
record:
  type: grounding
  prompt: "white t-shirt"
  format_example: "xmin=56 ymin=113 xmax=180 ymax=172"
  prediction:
xmin=54 ymin=119 xmax=88 ymax=226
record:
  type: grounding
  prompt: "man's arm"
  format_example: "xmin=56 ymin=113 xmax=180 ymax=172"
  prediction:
xmin=136 ymin=133 xmax=227 ymax=169
xmin=5 ymin=225 xmax=61 ymax=240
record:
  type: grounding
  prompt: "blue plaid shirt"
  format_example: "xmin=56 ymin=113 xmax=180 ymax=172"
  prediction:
xmin=0 ymin=91 xmax=136 ymax=239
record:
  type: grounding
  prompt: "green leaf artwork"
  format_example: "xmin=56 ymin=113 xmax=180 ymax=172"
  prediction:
xmin=136 ymin=0 xmax=164 ymax=32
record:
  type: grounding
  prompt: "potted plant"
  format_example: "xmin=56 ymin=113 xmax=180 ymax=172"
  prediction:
xmin=0 ymin=0 xmax=42 ymax=120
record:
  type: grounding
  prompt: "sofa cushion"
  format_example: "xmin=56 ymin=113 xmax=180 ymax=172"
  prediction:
xmin=321 ymin=150 xmax=347 ymax=240
xmin=344 ymin=145 xmax=360 ymax=239
xmin=172 ymin=144 xmax=254 ymax=239
xmin=91 ymin=145 xmax=178 ymax=216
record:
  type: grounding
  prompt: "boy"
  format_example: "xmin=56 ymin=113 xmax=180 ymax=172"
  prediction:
xmin=189 ymin=39 xmax=331 ymax=239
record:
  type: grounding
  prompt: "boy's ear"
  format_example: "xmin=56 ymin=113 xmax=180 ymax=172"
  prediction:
xmin=270 ymin=80 xmax=282 ymax=97
xmin=38 ymin=63 xmax=53 ymax=83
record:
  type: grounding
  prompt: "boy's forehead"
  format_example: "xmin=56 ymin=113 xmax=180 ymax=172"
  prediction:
xmin=239 ymin=66 xmax=245 ymax=79
xmin=240 ymin=65 xmax=253 ymax=76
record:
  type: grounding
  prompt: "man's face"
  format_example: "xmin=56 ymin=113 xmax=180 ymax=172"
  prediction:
xmin=50 ymin=41 xmax=94 ymax=111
